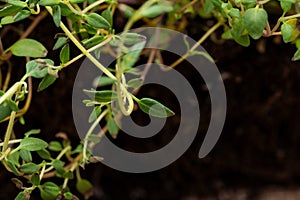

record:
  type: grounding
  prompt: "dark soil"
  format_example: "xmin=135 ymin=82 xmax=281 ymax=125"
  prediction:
xmin=2 ymin=12 xmax=300 ymax=200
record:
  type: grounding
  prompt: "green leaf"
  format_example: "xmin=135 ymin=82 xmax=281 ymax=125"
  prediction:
xmin=62 ymin=170 xmax=74 ymax=179
xmin=52 ymin=159 xmax=66 ymax=175
xmin=281 ymin=23 xmax=293 ymax=43
xmin=14 ymin=10 xmax=31 ymax=22
xmin=292 ymin=48 xmax=300 ymax=61
xmin=0 ymin=98 xmax=19 ymax=121
xmin=82 ymin=35 xmax=104 ymax=49
xmin=53 ymin=37 xmax=68 ymax=50
xmin=92 ymin=76 xmax=116 ymax=87
xmin=141 ymin=4 xmax=173 ymax=18
xmin=15 ymin=191 xmax=29 ymax=200
xmin=88 ymin=106 xmax=101 ymax=123
xmin=20 ymin=162 xmax=40 ymax=174
xmin=136 ymin=98 xmax=175 ymax=118
xmin=107 ymin=117 xmax=119 ymax=136
xmin=60 ymin=44 xmax=70 ymax=64
xmin=38 ymin=0 xmax=60 ymax=6
xmin=39 ymin=182 xmax=60 ymax=200
xmin=8 ymin=0 xmax=27 ymax=8
xmin=76 ymin=179 xmax=92 ymax=195
xmin=70 ymin=0 xmax=85 ymax=3
xmin=0 ymin=5 xmax=22 ymax=17
xmin=127 ymin=78 xmax=143 ymax=89
xmin=52 ymin=5 xmax=61 ymax=27
xmin=229 ymin=8 xmax=241 ymax=18
xmin=86 ymin=134 xmax=101 ymax=143
xmin=84 ymin=89 xmax=118 ymax=103
xmin=9 ymin=39 xmax=47 ymax=58
xmin=38 ymin=74 xmax=57 ymax=91
xmin=280 ymin=0 xmax=295 ymax=12
xmin=7 ymin=159 xmax=20 ymax=175
xmin=233 ymin=34 xmax=250 ymax=47
xmin=26 ymin=59 xmax=54 ymax=78
xmin=1 ymin=16 xmax=14 ymax=25
xmin=30 ymin=173 xmax=40 ymax=186
xmin=101 ymin=9 xmax=112 ymax=26
xmin=118 ymin=33 xmax=146 ymax=46
xmin=244 ymin=8 xmax=268 ymax=40
xmin=37 ymin=149 xmax=52 ymax=160
xmin=86 ymin=13 xmax=111 ymax=29
xmin=8 ymin=152 xmax=20 ymax=166
xmin=63 ymin=192 xmax=73 ymax=200
xmin=18 ymin=137 xmax=48 ymax=151
xmin=121 ymin=41 xmax=146 ymax=69
xmin=48 ymin=141 xmax=62 ymax=151
xmin=19 ymin=150 xmax=32 ymax=162
xmin=24 ymin=129 xmax=41 ymax=137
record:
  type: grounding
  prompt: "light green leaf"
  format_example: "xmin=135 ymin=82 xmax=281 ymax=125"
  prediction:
xmin=1 ymin=16 xmax=14 ymax=25
xmin=82 ymin=35 xmax=104 ymax=49
xmin=107 ymin=117 xmax=119 ymax=136
xmin=15 ymin=191 xmax=29 ymax=200
xmin=26 ymin=59 xmax=54 ymax=78
xmin=9 ymin=39 xmax=47 ymax=58
xmin=127 ymin=78 xmax=143 ymax=89
xmin=48 ymin=141 xmax=62 ymax=151
xmin=0 ymin=5 xmax=22 ymax=17
xmin=292 ymin=48 xmax=300 ymax=61
xmin=280 ymin=0 xmax=295 ymax=12
xmin=53 ymin=37 xmax=68 ymax=50
xmin=88 ymin=106 xmax=101 ymax=123
xmin=24 ymin=129 xmax=41 ymax=137
xmin=244 ymin=8 xmax=268 ymax=39
xmin=37 ymin=149 xmax=52 ymax=160
xmin=101 ymin=9 xmax=112 ymax=26
xmin=87 ymin=13 xmax=111 ymax=29
xmin=8 ymin=0 xmax=27 ymax=8
xmin=137 ymin=98 xmax=175 ymax=118
xmin=93 ymin=76 xmax=116 ymax=87
xmin=18 ymin=137 xmax=48 ymax=151
xmin=39 ymin=0 xmax=60 ymax=6
xmin=281 ymin=23 xmax=293 ymax=43
xmin=141 ymin=4 xmax=173 ymax=18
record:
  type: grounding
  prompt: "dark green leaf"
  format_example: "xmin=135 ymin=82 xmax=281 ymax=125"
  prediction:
xmin=37 ymin=149 xmax=52 ymax=160
xmin=141 ymin=4 xmax=173 ymax=18
xmin=15 ymin=191 xmax=30 ymax=200
xmin=86 ymin=13 xmax=111 ymax=29
xmin=53 ymin=37 xmax=68 ymax=50
xmin=84 ymin=89 xmax=118 ymax=103
xmin=76 ymin=179 xmax=92 ymax=195
xmin=60 ymin=44 xmax=70 ymax=64
xmin=48 ymin=141 xmax=62 ymax=151
xmin=7 ymin=159 xmax=20 ymax=175
xmin=52 ymin=5 xmax=61 ymax=27
xmin=30 ymin=173 xmax=40 ymax=186
xmin=244 ymin=8 xmax=268 ymax=39
xmin=38 ymin=74 xmax=57 ymax=91
xmin=14 ymin=10 xmax=31 ymax=22
xmin=0 ymin=5 xmax=22 ymax=17
xmin=20 ymin=162 xmax=40 ymax=174
xmin=9 ymin=39 xmax=47 ymax=58
xmin=70 ymin=0 xmax=85 ymax=3
xmin=19 ymin=150 xmax=32 ymax=162
xmin=0 ymin=99 xmax=19 ymax=121
xmin=8 ymin=152 xmax=20 ymax=166
xmin=137 ymin=98 xmax=175 ymax=118
xmin=18 ymin=137 xmax=48 ymax=151
xmin=39 ymin=182 xmax=60 ymax=200
xmin=82 ymin=35 xmax=104 ymax=49
xmin=62 ymin=170 xmax=74 ymax=179
xmin=63 ymin=192 xmax=73 ymax=200
xmin=52 ymin=159 xmax=66 ymax=175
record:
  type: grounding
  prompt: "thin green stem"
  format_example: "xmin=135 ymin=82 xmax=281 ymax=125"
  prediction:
xmin=83 ymin=108 xmax=109 ymax=161
xmin=283 ymin=13 xmax=300 ymax=20
xmin=45 ymin=6 xmax=116 ymax=80
xmin=0 ymin=139 xmax=21 ymax=147
xmin=82 ymin=0 xmax=106 ymax=14
xmin=2 ymin=111 xmax=16 ymax=152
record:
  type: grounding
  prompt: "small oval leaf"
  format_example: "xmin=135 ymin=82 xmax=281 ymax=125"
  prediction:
xmin=9 ymin=39 xmax=47 ymax=58
xmin=137 ymin=98 xmax=175 ymax=118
